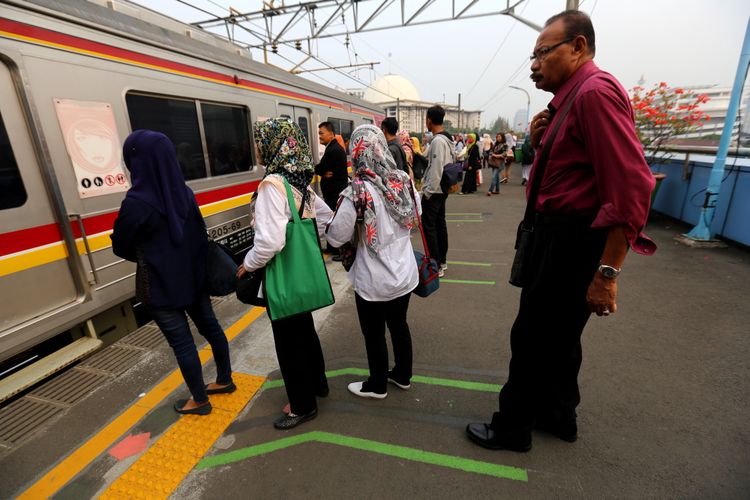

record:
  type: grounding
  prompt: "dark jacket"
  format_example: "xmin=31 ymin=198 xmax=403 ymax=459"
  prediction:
xmin=111 ymin=195 xmax=208 ymax=309
xmin=314 ymin=139 xmax=349 ymax=199
xmin=467 ymin=145 xmax=481 ymax=170
xmin=387 ymin=139 xmax=408 ymax=173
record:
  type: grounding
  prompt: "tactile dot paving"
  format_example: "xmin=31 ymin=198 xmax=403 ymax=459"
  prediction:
xmin=100 ymin=373 xmax=264 ymax=500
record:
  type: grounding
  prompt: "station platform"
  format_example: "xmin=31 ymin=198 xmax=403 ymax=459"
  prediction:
xmin=2 ymin=170 xmax=749 ymax=499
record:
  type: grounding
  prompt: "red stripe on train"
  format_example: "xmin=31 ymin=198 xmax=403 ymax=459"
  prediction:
xmin=0 ymin=181 xmax=259 ymax=257
xmin=0 ymin=18 xmax=342 ymax=109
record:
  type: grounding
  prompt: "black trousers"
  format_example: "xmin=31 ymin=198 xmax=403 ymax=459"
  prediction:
xmin=421 ymin=193 xmax=448 ymax=265
xmin=271 ymin=312 xmax=328 ymax=415
xmin=354 ymin=292 xmax=413 ymax=393
xmin=492 ymin=217 xmax=606 ymax=435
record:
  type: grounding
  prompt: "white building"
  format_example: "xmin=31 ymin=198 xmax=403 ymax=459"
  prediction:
xmin=361 ymin=74 xmax=481 ymax=133
xmin=670 ymin=85 xmax=750 ymax=143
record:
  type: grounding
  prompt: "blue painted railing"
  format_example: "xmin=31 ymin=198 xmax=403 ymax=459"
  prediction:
xmin=650 ymin=152 xmax=750 ymax=246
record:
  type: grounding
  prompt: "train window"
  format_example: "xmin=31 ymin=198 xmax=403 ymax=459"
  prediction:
xmin=201 ymin=103 xmax=251 ymax=176
xmin=125 ymin=93 xmax=207 ymax=180
xmin=327 ymin=117 xmax=355 ymax=143
xmin=297 ymin=116 xmax=309 ymax=144
xmin=0 ymin=112 xmax=27 ymax=209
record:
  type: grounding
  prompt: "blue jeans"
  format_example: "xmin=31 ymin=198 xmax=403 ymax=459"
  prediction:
xmin=148 ymin=294 xmax=233 ymax=404
xmin=489 ymin=168 xmax=502 ymax=193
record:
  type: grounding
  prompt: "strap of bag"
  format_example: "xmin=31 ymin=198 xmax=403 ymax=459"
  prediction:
xmin=521 ymin=74 xmax=598 ymax=230
xmin=281 ymin=178 xmax=306 ymax=223
xmin=408 ymin=181 xmax=431 ymax=260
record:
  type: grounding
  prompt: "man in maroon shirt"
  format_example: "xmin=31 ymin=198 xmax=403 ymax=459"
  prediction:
xmin=467 ymin=10 xmax=655 ymax=452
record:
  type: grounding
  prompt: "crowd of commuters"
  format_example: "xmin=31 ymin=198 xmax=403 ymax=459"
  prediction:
xmin=111 ymin=9 xmax=655 ymax=453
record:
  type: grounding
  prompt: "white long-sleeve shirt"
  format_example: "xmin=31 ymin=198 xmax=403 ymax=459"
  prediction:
xmin=242 ymin=180 xmax=333 ymax=272
xmin=325 ymin=183 xmax=420 ymax=302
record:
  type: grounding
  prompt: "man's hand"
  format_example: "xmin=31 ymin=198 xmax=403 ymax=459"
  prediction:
xmin=530 ymin=109 xmax=550 ymax=149
xmin=586 ymin=273 xmax=617 ymax=317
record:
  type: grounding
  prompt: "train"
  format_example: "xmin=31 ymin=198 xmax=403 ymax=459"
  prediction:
xmin=0 ymin=0 xmax=383 ymax=401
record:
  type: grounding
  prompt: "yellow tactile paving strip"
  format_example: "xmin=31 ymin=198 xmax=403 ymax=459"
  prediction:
xmin=101 ymin=372 xmax=265 ymax=500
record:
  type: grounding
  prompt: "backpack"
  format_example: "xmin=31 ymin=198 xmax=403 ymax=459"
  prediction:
xmin=412 ymin=153 xmax=427 ymax=180
xmin=440 ymin=162 xmax=464 ymax=194
xmin=521 ymin=140 xmax=535 ymax=165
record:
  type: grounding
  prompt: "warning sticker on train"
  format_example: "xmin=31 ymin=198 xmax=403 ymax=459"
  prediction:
xmin=54 ymin=99 xmax=130 ymax=198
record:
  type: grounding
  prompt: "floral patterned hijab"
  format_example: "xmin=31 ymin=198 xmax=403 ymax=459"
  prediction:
xmin=341 ymin=124 xmax=415 ymax=253
xmin=249 ymin=117 xmax=314 ymax=225
xmin=253 ymin=117 xmax=314 ymax=193
xmin=396 ymin=129 xmax=414 ymax=166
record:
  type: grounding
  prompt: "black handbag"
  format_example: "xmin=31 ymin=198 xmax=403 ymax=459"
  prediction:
xmin=206 ymin=241 xmax=237 ymax=296
xmin=235 ymin=267 xmax=267 ymax=306
xmin=509 ymin=76 xmax=593 ymax=288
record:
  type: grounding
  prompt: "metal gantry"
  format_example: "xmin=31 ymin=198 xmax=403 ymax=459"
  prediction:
xmin=191 ymin=0 xmax=541 ymax=51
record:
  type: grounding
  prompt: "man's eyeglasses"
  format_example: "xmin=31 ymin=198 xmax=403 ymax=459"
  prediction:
xmin=529 ymin=37 xmax=574 ymax=62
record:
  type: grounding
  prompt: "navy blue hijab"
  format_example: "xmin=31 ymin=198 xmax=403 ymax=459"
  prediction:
xmin=123 ymin=130 xmax=193 ymax=244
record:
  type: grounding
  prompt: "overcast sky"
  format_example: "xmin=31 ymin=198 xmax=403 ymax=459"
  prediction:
xmin=131 ymin=0 xmax=750 ymax=129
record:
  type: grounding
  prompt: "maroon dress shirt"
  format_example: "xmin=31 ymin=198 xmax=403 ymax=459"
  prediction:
xmin=529 ymin=61 xmax=656 ymax=255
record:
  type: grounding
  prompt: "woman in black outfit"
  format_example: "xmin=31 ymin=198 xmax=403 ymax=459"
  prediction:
xmin=460 ymin=133 xmax=481 ymax=194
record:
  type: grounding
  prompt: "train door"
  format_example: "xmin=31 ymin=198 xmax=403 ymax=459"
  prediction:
xmin=278 ymin=104 xmax=313 ymax=154
xmin=0 ymin=60 xmax=82 ymax=353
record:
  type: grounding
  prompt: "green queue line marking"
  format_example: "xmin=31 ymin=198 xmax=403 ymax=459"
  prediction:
xmin=196 ymin=431 xmax=528 ymax=482
xmin=442 ymin=278 xmax=496 ymax=285
xmin=446 ymin=260 xmax=492 ymax=267
xmin=263 ymin=367 xmax=501 ymax=392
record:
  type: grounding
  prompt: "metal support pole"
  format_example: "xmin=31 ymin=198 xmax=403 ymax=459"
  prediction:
xmin=396 ymin=97 xmax=400 ymax=123
xmin=685 ymin=17 xmax=750 ymax=241
xmin=457 ymin=92 xmax=461 ymax=130
xmin=566 ymin=0 xmax=580 ymax=10
xmin=509 ymin=85 xmax=530 ymax=131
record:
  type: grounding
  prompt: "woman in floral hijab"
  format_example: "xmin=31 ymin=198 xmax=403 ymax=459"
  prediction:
xmin=325 ymin=124 xmax=420 ymax=400
xmin=239 ymin=117 xmax=333 ymax=430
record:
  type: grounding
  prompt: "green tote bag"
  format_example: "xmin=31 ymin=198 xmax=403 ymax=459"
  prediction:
xmin=264 ymin=178 xmax=335 ymax=321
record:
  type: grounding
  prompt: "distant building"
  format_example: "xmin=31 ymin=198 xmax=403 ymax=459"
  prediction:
xmin=512 ymin=109 xmax=527 ymax=132
xmin=669 ymin=85 xmax=750 ymax=144
xmin=360 ymin=74 xmax=482 ymax=133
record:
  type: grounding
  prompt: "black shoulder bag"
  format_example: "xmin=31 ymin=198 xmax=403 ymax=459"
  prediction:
xmin=509 ymin=78 xmax=591 ymax=288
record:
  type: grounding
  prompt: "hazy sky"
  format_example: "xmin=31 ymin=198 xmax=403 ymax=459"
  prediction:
xmin=131 ymin=0 xmax=750 ymax=128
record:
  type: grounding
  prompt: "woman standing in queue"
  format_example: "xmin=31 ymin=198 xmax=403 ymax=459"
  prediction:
xmin=460 ymin=133 xmax=480 ymax=194
xmin=111 ymin=130 xmax=234 ymax=416
xmin=325 ymin=125 xmax=419 ymax=399
xmin=237 ymin=118 xmax=333 ymax=429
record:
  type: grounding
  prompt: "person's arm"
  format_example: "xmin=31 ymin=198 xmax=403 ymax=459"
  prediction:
xmin=579 ymin=85 xmax=656 ymax=316
xmin=315 ymin=147 xmax=332 ymax=177
xmin=110 ymin=198 xmax=149 ymax=262
xmin=241 ymin=183 xmax=289 ymax=272
xmin=324 ymin=196 xmax=356 ymax=248
xmin=314 ymin=192 xmax=334 ymax=235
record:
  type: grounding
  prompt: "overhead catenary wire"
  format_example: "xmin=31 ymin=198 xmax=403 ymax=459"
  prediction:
xmin=465 ymin=0 xmax=532 ymax=98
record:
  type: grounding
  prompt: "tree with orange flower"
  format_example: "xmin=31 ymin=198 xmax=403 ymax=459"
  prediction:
xmin=630 ymin=82 xmax=710 ymax=166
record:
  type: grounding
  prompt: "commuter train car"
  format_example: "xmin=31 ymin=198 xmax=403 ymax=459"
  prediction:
xmin=0 ymin=0 xmax=384 ymax=400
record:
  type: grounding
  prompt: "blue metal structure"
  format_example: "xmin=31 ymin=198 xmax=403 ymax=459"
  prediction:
xmin=686 ymin=17 xmax=750 ymax=240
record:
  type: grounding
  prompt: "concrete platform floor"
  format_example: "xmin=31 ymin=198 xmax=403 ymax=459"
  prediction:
xmin=2 ymin=168 xmax=749 ymax=499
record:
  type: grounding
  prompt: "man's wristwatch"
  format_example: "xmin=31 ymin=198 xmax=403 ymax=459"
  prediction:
xmin=597 ymin=264 xmax=621 ymax=279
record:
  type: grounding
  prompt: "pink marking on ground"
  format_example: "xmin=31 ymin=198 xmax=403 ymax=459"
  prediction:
xmin=108 ymin=432 xmax=151 ymax=460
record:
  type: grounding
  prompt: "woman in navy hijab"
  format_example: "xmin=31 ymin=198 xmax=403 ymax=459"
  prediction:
xmin=111 ymin=130 xmax=234 ymax=415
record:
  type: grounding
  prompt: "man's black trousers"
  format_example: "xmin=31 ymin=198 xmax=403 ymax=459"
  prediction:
xmin=492 ymin=216 xmax=607 ymax=435
xmin=420 ymin=193 xmax=448 ymax=265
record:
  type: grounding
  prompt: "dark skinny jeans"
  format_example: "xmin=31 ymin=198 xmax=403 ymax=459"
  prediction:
xmin=420 ymin=192 xmax=448 ymax=265
xmin=354 ymin=292 xmax=413 ymax=394
xmin=148 ymin=293 xmax=233 ymax=404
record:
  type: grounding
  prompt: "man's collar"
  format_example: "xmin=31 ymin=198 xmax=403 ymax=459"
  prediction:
xmin=549 ymin=60 xmax=599 ymax=113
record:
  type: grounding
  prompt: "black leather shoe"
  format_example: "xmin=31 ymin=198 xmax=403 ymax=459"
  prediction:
xmin=316 ymin=386 xmax=330 ymax=398
xmin=274 ymin=408 xmax=318 ymax=429
xmin=535 ymin=418 xmax=578 ymax=443
xmin=205 ymin=382 xmax=237 ymax=395
xmin=465 ymin=423 xmax=532 ymax=452
xmin=174 ymin=399 xmax=212 ymax=415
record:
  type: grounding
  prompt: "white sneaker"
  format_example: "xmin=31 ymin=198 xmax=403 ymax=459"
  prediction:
xmin=387 ymin=377 xmax=411 ymax=390
xmin=440 ymin=263 xmax=448 ymax=271
xmin=347 ymin=381 xmax=387 ymax=399
xmin=438 ymin=268 xmax=445 ymax=278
